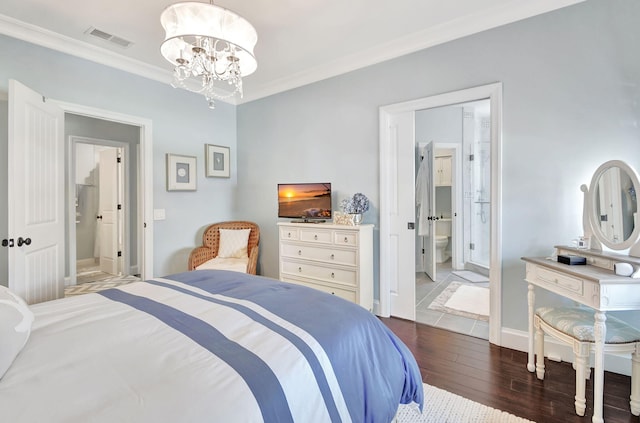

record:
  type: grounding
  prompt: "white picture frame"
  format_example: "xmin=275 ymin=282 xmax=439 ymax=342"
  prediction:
xmin=205 ymin=144 xmax=230 ymax=178
xmin=166 ymin=153 xmax=197 ymax=191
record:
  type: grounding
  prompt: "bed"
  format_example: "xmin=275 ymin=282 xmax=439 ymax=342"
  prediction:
xmin=0 ymin=270 xmax=423 ymax=422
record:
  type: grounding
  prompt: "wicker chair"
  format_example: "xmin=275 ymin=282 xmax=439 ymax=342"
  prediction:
xmin=188 ymin=221 xmax=260 ymax=275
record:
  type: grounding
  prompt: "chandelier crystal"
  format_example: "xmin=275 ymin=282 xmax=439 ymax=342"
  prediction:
xmin=160 ymin=1 xmax=257 ymax=108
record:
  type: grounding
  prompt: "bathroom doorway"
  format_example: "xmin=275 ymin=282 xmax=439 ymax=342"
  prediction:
xmin=73 ymin=140 xmax=127 ymax=284
xmin=414 ymin=99 xmax=492 ymax=340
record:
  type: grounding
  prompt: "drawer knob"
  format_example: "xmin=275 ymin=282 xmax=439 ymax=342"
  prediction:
xmin=287 ymin=232 xmax=292 ymax=238
xmin=298 ymin=267 xmax=302 ymax=272
xmin=344 ymin=237 xmax=348 ymax=243
xmin=330 ymin=254 xmax=335 ymax=260
xmin=298 ymin=250 xmax=302 ymax=255
xmin=314 ymin=234 xmax=318 ymax=240
xmin=331 ymin=292 xmax=335 ymax=295
xmin=331 ymin=272 xmax=335 ymax=278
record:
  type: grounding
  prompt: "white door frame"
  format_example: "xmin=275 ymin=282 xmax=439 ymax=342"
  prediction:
xmin=379 ymin=82 xmax=503 ymax=345
xmin=69 ymin=138 xmax=130 ymax=284
xmin=55 ymin=101 xmax=154 ymax=283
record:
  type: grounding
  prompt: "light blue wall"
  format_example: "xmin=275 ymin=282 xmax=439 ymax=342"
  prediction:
xmin=237 ymin=0 xmax=640 ymax=330
xmin=0 ymin=34 xmax=238 ymax=282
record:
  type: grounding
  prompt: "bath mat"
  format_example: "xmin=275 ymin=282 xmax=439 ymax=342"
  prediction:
xmin=452 ymin=270 xmax=489 ymax=283
xmin=428 ymin=281 xmax=489 ymax=321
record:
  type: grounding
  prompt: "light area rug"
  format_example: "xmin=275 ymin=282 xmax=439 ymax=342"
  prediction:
xmin=452 ymin=270 xmax=489 ymax=283
xmin=428 ymin=281 xmax=489 ymax=321
xmin=396 ymin=383 xmax=535 ymax=423
xmin=65 ymin=276 xmax=139 ymax=297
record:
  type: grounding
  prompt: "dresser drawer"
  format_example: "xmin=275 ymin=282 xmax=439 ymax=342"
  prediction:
xmin=280 ymin=227 xmax=299 ymax=240
xmin=334 ymin=231 xmax=358 ymax=247
xmin=281 ymin=260 xmax=357 ymax=286
xmin=299 ymin=228 xmax=333 ymax=244
xmin=280 ymin=243 xmax=357 ymax=266
xmin=282 ymin=277 xmax=357 ymax=303
xmin=535 ymin=266 xmax=584 ymax=296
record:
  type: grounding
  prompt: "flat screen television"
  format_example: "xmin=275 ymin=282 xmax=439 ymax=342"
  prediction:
xmin=278 ymin=183 xmax=332 ymax=222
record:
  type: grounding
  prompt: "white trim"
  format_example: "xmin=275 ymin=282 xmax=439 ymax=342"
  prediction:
xmin=54 ymin=100 xmax=154 ymax=281
xmin=0 ymin=1 xmax=585 ymax=104
xmin=379 ymin=82 xmax=503 ymax=346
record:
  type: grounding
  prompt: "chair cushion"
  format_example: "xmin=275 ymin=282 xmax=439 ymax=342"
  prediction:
xmin=217 ymin=229 xmax=251 ymax=258
xmin=536 ymin=306 xmax=640 ymax=344
xmin=0 ymin=286 xmax=34 ymax=379
xmin=195 ymin=257 xmax=249 ymax=273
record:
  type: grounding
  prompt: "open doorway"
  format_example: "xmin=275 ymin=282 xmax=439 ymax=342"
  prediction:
xmin=66 ymin=113 xmax=142 ymax=288
xmin=414 ymin=100 xmax=491 ymax=340
xmin=73 ymin=140 xmax=128 ymax=284
xmin=379 ymin=82 xmax=502 ymax=346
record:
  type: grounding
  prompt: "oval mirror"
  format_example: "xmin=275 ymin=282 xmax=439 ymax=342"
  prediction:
xmin=588 ymin=160 xmax=640 ymax=250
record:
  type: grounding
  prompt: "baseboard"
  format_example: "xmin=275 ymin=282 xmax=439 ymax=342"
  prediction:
xmin=76 ymin=258 xmax=97 ymax=267
xmin=501 ymin=327 xmax=632 ymax=377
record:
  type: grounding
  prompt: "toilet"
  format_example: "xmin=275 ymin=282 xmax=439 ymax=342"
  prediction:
xmin=435 ymin=220 xmax=451 ymax=263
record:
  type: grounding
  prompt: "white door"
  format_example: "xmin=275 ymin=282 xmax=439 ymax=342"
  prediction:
xmin=98 ymin=148 xmax=120 ymax=275
xmin=386 ymin=111 xmax=416 ymax=320
xmin=8 ymin=80 xmax=65 ymax=304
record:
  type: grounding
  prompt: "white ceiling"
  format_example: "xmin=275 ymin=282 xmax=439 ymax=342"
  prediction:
xmin=0 ymin=0 xmax=584 ymax=104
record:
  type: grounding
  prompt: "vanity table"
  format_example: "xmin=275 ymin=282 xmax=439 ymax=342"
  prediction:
xmin=522 ymin=160 xmax=640 ymax=423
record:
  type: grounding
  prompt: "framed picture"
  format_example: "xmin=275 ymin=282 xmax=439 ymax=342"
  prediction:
xmin=166 ymin=153 xmax=197 ymax=191
xmin=205 ymin=144 xmax=230 ymax=178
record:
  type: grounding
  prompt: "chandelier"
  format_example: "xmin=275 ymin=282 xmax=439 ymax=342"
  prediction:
xmin=160 ymin=1 xmax=258 ymax=109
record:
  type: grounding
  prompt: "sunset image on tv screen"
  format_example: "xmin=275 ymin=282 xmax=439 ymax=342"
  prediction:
xmin=278 ymin=183 xmax=331 ymax=218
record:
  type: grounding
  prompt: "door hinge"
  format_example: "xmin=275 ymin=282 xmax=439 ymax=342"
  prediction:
xmin=469 ymin=154 xmax=475 ymax=161
xmin=117 ymin=157 xmax=121 ymax=163
xmin=117 ymin=251 xmax=122 ymax=257
xmin=470 ymin=243 xmax=475 ymax=250
xmin=422 ymin=248 xmax=425 ymax=254
xmin=117 ymin=204 xmax=122 ymax=210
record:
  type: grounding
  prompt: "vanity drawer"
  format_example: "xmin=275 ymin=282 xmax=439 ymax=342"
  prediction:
xmin=280 ymin=243 xmax=357 ymax=266
xmin=281 ymin=260 xmax=357 ymax=286
xmin=586 ymin=256 xmax=614 ymax=270
xmin=535 ymin=266 xmax=584 ymax=296
xmin=299 ymin=229 xmax=333 ymax=244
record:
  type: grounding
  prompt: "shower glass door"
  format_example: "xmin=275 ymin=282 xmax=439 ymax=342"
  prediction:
xmin=463 ymin=103 xmax=491 ymax=269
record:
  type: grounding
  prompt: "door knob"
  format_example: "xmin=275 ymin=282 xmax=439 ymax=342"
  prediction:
xmin=96 ymin=215 xmax=103 ymax=220
xmin=2 ymin=238 xmax=14 ymax=247
xmin=17 ymin=237 xmax=31 ymax=247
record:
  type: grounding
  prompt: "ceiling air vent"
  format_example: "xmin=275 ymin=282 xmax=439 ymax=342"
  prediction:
xmin=85 ymin=27 xmax=133 ymax=49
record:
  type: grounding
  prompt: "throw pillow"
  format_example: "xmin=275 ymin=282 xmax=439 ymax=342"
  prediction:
xmin=0 ymin=286 xmax=34 ymax=379
xmin=218 ymin=229 xmax=251 ymax=259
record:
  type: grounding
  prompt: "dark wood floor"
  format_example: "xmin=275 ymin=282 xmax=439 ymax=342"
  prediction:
xmin=381 ymin=317 xmax=636 ymax=423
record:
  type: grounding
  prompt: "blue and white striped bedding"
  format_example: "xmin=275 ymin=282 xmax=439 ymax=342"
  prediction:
xmin=0 ymin=270 xmax=423 ymax=422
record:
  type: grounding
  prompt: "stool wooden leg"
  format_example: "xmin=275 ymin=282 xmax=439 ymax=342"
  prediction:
xmin=574 ymin=343 xmax=589 ymax=417
xmin=631 ymin=346 xmax=640 ymax=416
xmin=535 ymin=322 xmax=545 ymax=380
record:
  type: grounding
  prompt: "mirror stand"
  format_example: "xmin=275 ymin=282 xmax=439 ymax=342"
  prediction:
xmin=581 ymin=184 xmax=602 ymax=251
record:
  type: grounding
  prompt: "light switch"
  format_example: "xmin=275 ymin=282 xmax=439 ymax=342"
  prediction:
xmin=153 ymin=209 xmax=166 ymax=220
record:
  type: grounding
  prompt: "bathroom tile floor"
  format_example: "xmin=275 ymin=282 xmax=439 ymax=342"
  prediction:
xmin=415 ymin=261 xmax=490 ymax=340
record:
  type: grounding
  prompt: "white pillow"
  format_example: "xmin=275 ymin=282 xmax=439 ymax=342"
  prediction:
xmin=0 ymin=286 xmax=34 ymax=379
xmin=218 ymin=229 xmax=251 ymax=259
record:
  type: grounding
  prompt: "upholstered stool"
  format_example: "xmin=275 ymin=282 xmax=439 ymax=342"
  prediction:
xmin=534 ymin=306 xmax=640 ymax=417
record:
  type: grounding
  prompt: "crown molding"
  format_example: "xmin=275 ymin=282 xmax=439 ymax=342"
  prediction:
xmin=1 ymin=0 xmax=585 ymax=106
xmin=240 ymin=0 xmax=586 ymax=103
xmin=0 ymin=13 xmax=173 ymax=85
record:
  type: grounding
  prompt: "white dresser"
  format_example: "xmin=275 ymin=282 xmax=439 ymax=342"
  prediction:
xmin=278 ymin=222 xmax=374 ymax=311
